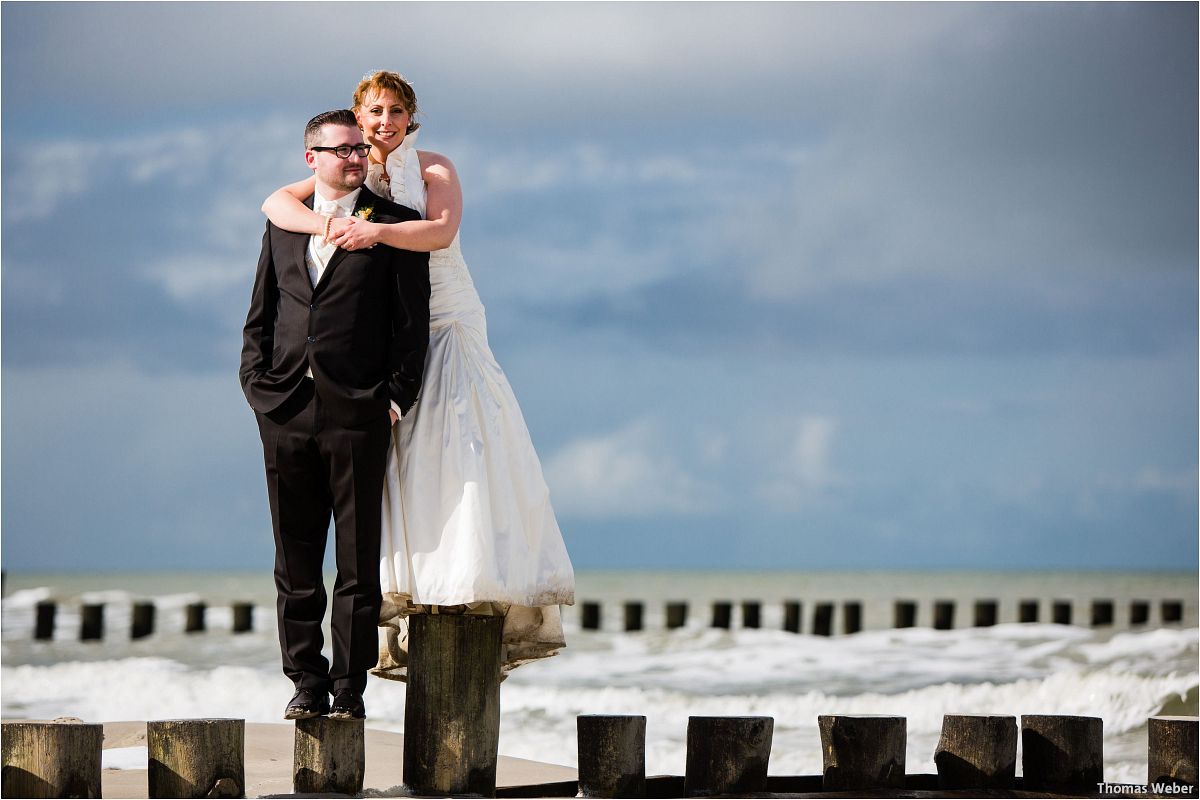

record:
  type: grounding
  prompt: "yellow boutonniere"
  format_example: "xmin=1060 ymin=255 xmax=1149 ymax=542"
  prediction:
xmin=355 ymin=206 xmax=374 ymax=221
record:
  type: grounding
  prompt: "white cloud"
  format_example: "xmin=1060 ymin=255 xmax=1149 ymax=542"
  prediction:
xmin=544 ymin=419 xmax=717 ymax=517
xmin=757 ymin=415 xmax=844 ymax=510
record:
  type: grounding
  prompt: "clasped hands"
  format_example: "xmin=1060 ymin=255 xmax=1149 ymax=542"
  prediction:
xmin=327 ymin=217 xmax=379 ymax=252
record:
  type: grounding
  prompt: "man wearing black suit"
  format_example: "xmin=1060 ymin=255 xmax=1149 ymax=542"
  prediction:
xmin=240 ymin=109 xmax=429 ymax=721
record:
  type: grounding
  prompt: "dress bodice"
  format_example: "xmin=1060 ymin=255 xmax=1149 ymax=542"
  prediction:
xmin=365 ymin=129 xmax=479 ymax=329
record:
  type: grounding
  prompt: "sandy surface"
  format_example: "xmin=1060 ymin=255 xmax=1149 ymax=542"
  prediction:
xmin=96 ymin=720 xmax=576 ymax=798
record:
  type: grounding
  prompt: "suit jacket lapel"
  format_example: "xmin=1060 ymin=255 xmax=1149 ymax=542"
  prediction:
xmin=286 ymin=194 xmax=316 ymax=295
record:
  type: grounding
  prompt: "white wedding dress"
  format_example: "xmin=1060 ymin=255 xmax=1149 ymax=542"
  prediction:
xmin=369 ymin=129 xmax=575 ymax=680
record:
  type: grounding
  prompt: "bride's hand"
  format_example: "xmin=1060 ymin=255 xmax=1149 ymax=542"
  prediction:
xmin=327 ymin=217 xmax=355 ymax=242
xmin=330 ymin=218 xmax=380 ymax=251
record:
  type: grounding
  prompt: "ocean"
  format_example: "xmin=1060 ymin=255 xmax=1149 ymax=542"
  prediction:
xmin=2 ymin=570 xmax=1196 ymax=785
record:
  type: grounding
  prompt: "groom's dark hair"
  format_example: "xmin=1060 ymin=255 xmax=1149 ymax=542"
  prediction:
xmin=304 ymin=109 xmax=358 ymax=149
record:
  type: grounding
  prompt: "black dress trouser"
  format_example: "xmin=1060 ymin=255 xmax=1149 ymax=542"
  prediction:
xmin=256 ymin=379 xmax=390 ymax=694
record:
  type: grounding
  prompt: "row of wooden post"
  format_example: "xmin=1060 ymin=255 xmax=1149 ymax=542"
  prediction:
xmin=582 ymin=597 xmax=1188 ymax=633
xmin=28 ymin=601 xmax=254 ymax=641
xmin=3 ymin=713 xmax=1196 ymax=798
xmin=578 ymin=713 xmax=1200 ymax=797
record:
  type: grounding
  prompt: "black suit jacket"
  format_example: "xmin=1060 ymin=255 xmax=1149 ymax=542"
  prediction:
xmin=240 ymin=188 xmax=431 ymax=427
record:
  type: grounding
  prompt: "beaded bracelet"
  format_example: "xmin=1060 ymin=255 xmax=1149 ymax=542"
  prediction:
xmin=322 ymin=214 xmax=333 ymax=243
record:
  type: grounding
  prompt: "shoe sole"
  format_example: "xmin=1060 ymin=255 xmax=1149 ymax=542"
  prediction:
xmin=284 ymin=708 xmax=328 ymax=720
xmin=327 ymin=711 xmax=365 ymax=721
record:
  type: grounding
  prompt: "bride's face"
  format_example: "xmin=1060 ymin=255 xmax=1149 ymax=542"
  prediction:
xmin=357 ymin=90 xmax=411 ymax=156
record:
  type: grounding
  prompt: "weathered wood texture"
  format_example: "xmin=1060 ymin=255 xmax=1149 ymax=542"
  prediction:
xmin=684 ymin=716 xmax=772 ymax=797
xmin=1 ymin=720 xmax=103 ymax=799
xmin=147 ymin=718 xmax=244 ymax=798
xmin=293 ymin=716 xmax=364 ymax=795
xmin=710 ymin=602 xmax=732 ymax=629
xmin=665 ymin=602 xmax=687 ymax=629
xmin=1020 ymin=714 xmax=1103 ymax=794
xmin=577 ymin=715 xmax=646 ymax=798
xmin=1018 ymin=599 xmax=1039 ymax=623
xmin=1148 ymin=715 xmax=1198 ymax=790
xmin=404 ymin=613 xmax=503 ymax=798
xmin=933 ymin=713 xmax=1016 ymax=789
xmin=1052 ymin=600 xmax=1072 ymax=625
xmin=741 ymin=601 xmax=761 ymax=629
xmin=818 ymin=714 xmax=906 ymax=790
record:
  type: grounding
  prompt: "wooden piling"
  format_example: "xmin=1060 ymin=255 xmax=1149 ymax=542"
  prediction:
xmin=1020 ymin=714 xmax=1103 ymax=794
xmin=293 ymin=716 xmax=364 ymax=795
xmin=581 ymin=601 xmax=602 ymax=631
xmin=1018 ymin=599 xmax=1039 ymax=623
xmin=933 ymin=600 xmax=955 ymax=630
xmin=783 ymin=600 xmax=802 ymax=633
xmin=1162 ymin=600 xmax=1183 ymax=624
xmin=34 ymin=600 xmax=56 ymax=640
xmin=1091 ymin=599 xmax=1114 ymax=627
xmin=684 ymin=716 xmax=772 ymax=796
xmin=1148 ymin=715 xmax=1198 ymax=792
xmin=711 ymin=601 xmax=732 ymax=629
xmin=741 ymin=601 xmax=761 ymax=629
xmin=623 ymin=602 xmax=643 ymax=632
xmin=577 ymin=715 xmax=646 ymax=798
xmin=80 ymin=603 xmax=104 ymax=641
xmin=894 ymin=600 xmax=917 ymax=629
xmin=132 ymin=601 xmax=156 ymax=639
xmin=818 ymin=714 xmax=906 ymax=790
xmin=666 ymin=602 xmax=688 ymax=629
xmin=973 ymin=600 xmax=998 ymax=627
xmin=840 ymin=601 xmax=861 ymax=635
xmin=1 ymin=720 xmax=103 ymax=799
xmin=1130 ymin=600 xmax=1150 ymax=626
xmin=184 ymin=602 xmax=206 ymax=633
xmin=812 ymin=602 xmax=833 ymax=637
xmin=933 ymin=714 xmax=1016 ymax=789
xmin=231 ymin=603 xmax=253 ymax=633
xmin=404 ymin=613 xmax=503 ymax=797
xmin=1052 ymin=600 xmax=1072 ymax=625
xmin=147 ymin=718 xmax=245 ymax=798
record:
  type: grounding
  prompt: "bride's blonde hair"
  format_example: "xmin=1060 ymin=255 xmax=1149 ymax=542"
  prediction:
xmin=353 ymin=70 xmax=420 ymax=134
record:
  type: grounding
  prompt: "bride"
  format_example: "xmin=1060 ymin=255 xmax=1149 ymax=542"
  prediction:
xmin=262 ymin=70 xmax=575 ymax=679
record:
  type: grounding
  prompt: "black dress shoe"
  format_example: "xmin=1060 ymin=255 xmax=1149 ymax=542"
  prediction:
xmin=284 ymin=688 xmax=330 ymax=720
xmin=328 ymin=689 xmax=365 ymax=720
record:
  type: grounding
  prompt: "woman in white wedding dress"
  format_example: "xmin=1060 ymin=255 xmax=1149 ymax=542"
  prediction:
xmin=262 ymin=71 xmax=575 ymax=679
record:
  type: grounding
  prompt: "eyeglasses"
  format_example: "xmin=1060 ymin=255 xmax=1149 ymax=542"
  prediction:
xmin=310 ymin=144 xmax=372 ymax=159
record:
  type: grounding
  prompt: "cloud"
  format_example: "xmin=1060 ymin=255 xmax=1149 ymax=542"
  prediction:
xmin=756 ymin=415 xmax=844 ymax=511
xmin=544 ymin=419 xmax=717 ymax=517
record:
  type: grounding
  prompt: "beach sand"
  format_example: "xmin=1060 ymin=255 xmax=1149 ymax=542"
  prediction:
xmin=98 ymin=720 xmax=576 ymax=798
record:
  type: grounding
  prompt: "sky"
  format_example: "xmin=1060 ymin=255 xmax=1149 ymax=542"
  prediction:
xmin=2 ymin=2 xmax=1196 ymax=572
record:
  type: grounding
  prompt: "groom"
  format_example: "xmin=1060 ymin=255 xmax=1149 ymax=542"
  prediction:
xmin=240 ymin=109 xmax=430 ymax=720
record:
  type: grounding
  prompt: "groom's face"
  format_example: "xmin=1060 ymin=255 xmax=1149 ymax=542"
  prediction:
xmin=307 ymin=124 xmax=367 ymax=194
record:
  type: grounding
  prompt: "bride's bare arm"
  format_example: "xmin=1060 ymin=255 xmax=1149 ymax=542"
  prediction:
xmin=329 ymin=152 xmax=463 ymax=253
xmin=261 ymin=176 xmax=324 ymax=235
